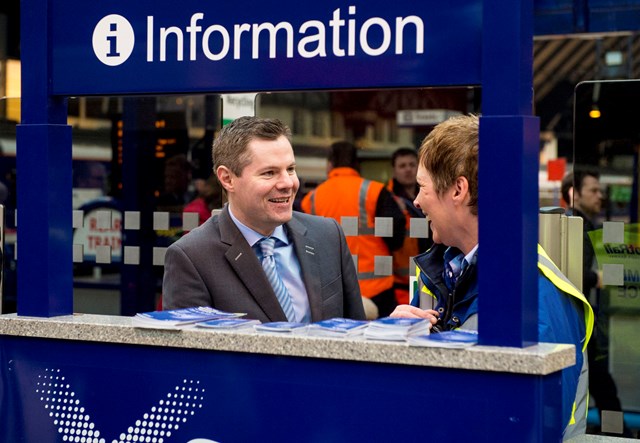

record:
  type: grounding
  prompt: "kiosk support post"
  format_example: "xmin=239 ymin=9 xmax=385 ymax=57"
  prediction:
xmin=479 ymin=0 xmax=539 ymax=346
xmin=16 ymin=0 xmax=73 ymax=316
xmin=119 ymin=97 xmax=160 ymax=315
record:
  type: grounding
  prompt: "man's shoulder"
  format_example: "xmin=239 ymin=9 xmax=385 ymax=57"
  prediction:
xmin=170 ymin=216 xmax=221 ymax=250
xmin=290 ymin=212 xmax=345 ymax=245
xmin=291 ymin=210 xmax=337 ymax=229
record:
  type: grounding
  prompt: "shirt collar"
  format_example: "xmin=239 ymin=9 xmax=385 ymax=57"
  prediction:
xmin=444 ymin=247 xmax=465 ymax=275
xmin=228 ymin=205 xmax=289 ymax=247
xmin=465 ymin=244 xmax=479 ymax=265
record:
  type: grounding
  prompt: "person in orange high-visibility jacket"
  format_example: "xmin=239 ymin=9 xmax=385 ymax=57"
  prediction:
xmin=301 ymin=141 xmax=406 ymax=318
xmin=386 ymin=148 xmax=432 ymax=305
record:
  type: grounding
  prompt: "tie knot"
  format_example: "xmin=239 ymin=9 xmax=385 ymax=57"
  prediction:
xmin=259 ymin=237 xmax=276 ymax=257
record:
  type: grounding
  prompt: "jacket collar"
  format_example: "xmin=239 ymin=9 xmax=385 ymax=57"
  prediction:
xmin=218 ymin=206 xmax=323 ymax=322
xmin=328 ymin=167 xmax=360 ymax=179
xmin=415 ymin=243 xmax=479 ymax=330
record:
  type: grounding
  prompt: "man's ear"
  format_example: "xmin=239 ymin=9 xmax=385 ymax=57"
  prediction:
xmin=216 ymin=166 xmax=234 ymax=193
xmin=568 ymin=186 xmax=575 ymax=206
xmin=452 ymin=176 xmax=470 ymax=204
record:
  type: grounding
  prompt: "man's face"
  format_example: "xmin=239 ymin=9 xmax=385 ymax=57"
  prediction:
xmin=226 ymin=135 xmax=299 ymax=236
xmin=414 ymin=165 xmax=455 ymax=245
xmin=393 ymin=154 xmax=418 ymax=187
xmin=575 ymin=175 xmax=603 ymax=217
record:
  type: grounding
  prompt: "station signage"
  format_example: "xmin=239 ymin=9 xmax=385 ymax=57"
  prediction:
xmin=50 ymin=0 xmax=482 ymax=95
xmin=396 ymin=109 xmax=462 ymax=126
xmin=73 ymin=207 xmax=123 ymax=263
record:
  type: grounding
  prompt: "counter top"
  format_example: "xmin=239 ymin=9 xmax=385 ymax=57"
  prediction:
xmin=0 ymin=313 xmax=574 ymax=375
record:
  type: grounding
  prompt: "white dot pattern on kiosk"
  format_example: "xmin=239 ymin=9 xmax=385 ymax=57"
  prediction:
xmin=36 ymin=369 xmax=205 ymax=443
xmin=36 ymin=368 xmax=105 ymax=443
xmin=112 ymin=379 xmax=204 ymax=443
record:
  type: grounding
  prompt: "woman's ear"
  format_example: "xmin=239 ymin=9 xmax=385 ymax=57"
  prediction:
xmin=452 ymin=176 xmax=470 ymax=203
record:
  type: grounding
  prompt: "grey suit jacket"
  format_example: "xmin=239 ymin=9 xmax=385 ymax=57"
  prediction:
xmin=162 ymin=206 xmax=365 ymax=322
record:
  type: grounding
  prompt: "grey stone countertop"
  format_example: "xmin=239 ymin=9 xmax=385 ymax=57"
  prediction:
xmin=0 ymin=313 xmax=574 ymax=375
xmin=568 ymin=435 xmax=638 ymax=442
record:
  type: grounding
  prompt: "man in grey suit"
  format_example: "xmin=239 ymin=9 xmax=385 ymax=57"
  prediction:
xmin=163 ymin=116 xmax=365 ymax=323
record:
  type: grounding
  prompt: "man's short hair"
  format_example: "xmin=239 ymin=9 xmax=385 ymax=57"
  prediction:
xmin=328 ymin=141 xmax=359 ymax=169
xmin=391 ymin=147 xmax=418 ymax=167
xmin=212 ymin=116 xmax=292 ymax=176
xmin=419 ymin=114 xmax=479 ymax=215
xmin=560 ymin=168 xmax=600 ymax=204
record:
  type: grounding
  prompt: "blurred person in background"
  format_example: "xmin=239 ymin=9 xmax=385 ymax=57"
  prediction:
xmin=387 ymin=147 xmax=432 ymax=305
xmin=301 ymin=141 xmax=406 ymax=318
xmin=561 ymin=170 xmax=603 ymax=306
xmin=157 ymin=154 xmax=194 ymax=211
xmin=562 ymin=170 xmax=630 ymax=436
xmin=183 ymin=174 xmax=224 ymax=226
xmin=74 ymin=161 xmax=108 ymax=191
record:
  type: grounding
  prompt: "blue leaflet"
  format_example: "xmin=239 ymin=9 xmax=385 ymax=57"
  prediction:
xmin=196 ymin=318 xmax=260 ymax=329
xmin=408 ymin=330 xmax=478 ymax=348
xmin=254 ymin=322 xmax=308 ymax=333
xmin=307 ymin=318 xmax=369 ymax=338
xmin=133 ymin=306 xmax=245 ymax=329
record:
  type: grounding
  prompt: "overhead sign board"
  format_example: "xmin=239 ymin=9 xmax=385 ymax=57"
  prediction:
xmin=50 ymin=0 xmax=482 ymax=95
xmin=396 ymin=109 xmax=462 ymax=126
xmin=221 ymin=93 xmax=257 ymax=125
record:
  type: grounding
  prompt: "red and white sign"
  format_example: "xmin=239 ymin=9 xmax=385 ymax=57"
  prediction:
xmin=73 ymin=208 xmax=122 ymax=262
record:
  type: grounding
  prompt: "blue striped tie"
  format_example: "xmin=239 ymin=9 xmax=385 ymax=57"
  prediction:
xmin=259 ymin=237 xmax=296 ymax=322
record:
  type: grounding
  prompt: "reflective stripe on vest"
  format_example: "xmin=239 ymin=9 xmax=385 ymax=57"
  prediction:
xmin=358 ymin=271 xmax=377 ymax=279
xmin=358 ymin=180 xmax=374 ymax=235
xmin=309 ymin=191 xmax=317 ymax=215
xmin=303 ymin=169 xmax=392 ymax=297
xmin=310 ymin=179 xmax=373 ymax=235
xmin=415 ymin=248 xmax=595 ymax=349
xmin=537 ymin=244 xmax=593 ymax=437
xmin=537 ymin=244 xmax=594 ymax=351
xmin=417 ymin=264 xmax=437 ymax=306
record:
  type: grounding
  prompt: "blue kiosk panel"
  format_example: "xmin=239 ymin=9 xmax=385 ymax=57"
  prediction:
xmin=0 ymin=336 xmax=563 ymax=442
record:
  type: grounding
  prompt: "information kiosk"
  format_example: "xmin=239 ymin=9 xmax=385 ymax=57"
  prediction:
xmin=1 ymin=0 xmax=572 ymax=441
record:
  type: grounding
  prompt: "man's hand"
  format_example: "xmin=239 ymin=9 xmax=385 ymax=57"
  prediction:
xmin=389 ymin=305 xmax=439 ymax=326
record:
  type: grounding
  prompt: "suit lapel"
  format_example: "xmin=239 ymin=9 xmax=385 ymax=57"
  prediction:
xmin=287 ymin=215 xmax=323 ymax=322
xmin=218 ymin=207 xmax=287 ymax=322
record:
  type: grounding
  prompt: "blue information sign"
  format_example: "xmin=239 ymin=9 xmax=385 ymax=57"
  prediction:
xmin=51 ymin=0 xmax=481 ymax=95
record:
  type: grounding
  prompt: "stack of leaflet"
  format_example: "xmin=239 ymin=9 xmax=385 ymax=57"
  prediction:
xmin=253 ymin=322 xmax=309 ymax=335
xmin=196 ymin=318 xmax=261 ymax=330
xmin=132 ymin=306 xmax=244 ymax=329
xmin=364 ymin=317 xmax=430 ymax=341
xmin=408 ymin=330 xmax=478 ymax=348
xmin=307 ymin=318 xmax=369 ymax=338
